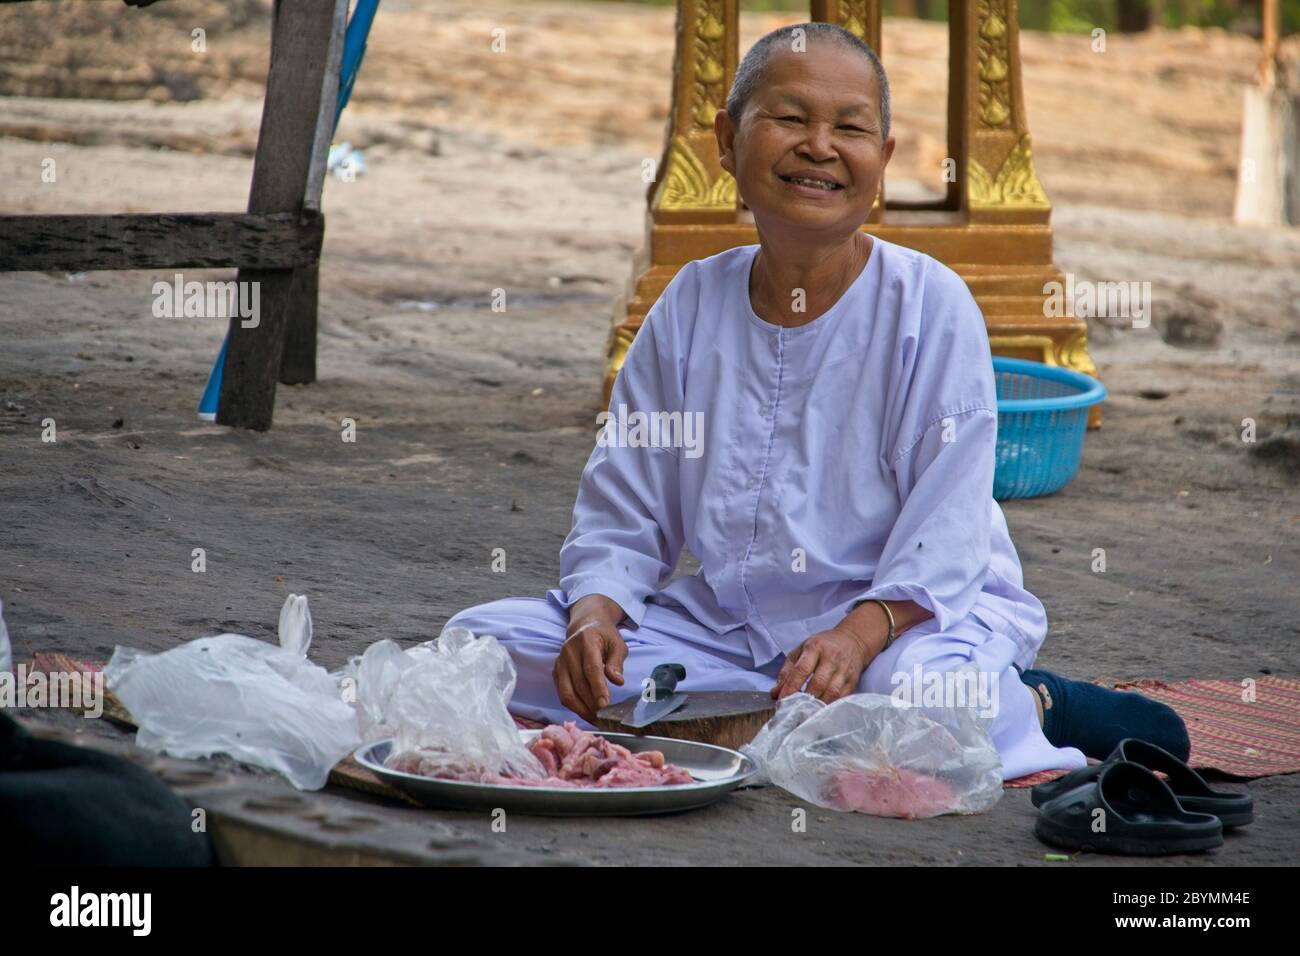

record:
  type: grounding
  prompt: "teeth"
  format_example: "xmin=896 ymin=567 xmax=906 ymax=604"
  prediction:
xmin=786 ymin=176 xmax=839 ymax=190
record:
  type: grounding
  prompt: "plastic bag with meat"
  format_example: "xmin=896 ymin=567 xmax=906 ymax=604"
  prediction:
xmin=353 ymin=629 xmax=697 ymax=788
xmin=740 ymin=675 xmax=1003 ymax=819
xmin=357 ymin=626 xmax=546 ymax=781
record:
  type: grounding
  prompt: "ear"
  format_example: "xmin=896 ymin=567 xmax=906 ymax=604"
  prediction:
xmin=715 ymin=109 xmax=738 ymax=176
xmin=881 ymin=134 xmax=897 ymax=169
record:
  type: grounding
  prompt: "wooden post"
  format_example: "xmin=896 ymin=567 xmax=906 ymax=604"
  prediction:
xmin=218 ymin=0 xmax=346 ymax=430
xmin=279 ymin=261 xmax=321 ymax=385
xmin=1234 ymin=0 xmax=1298 ymax=227
xmin=280 ymin=0 xmax=347 ymax=387
xmin=1259 ymin=0 xmax=1278 ymax=88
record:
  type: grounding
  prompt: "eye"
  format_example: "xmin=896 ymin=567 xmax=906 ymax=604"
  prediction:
xmin=777 ymin=115 xmax=804 ymax=124
xmin=839 ymin=125 xmax=868 ymax=134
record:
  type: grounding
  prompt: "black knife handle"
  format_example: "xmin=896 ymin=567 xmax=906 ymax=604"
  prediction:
xmin=647 ymin=663 xmax=686 ymax=700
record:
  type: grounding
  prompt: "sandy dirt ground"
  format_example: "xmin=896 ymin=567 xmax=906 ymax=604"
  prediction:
xmin=0 ymin=0 xmax=1297 ymax=865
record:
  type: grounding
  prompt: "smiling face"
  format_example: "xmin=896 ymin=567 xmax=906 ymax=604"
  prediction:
xmin=716 ymin=41 xmax=895 ymax=242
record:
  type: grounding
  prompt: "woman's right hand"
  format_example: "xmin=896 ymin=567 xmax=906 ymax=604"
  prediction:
xmin=554 ymin=594 xmax=629 ymax=723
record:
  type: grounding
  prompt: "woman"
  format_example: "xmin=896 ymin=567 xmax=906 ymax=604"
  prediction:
xmin=448 ymin=23 xmax=1188 ymax=780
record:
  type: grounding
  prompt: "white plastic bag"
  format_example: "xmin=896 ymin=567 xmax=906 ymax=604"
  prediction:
xmin=741 ymin=691 xmax=824 ymax=787
xmin=741 ymin=679 xmax=1003 ymax=819
xmin=103 ymin=595 xmax=361 ymax=790
xmin=351 ymin=625 xmax=543 ymax=780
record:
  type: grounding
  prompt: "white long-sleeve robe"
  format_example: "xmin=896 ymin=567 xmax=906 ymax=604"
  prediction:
xmin=449 ymin=237 xmax=1088 ymax=780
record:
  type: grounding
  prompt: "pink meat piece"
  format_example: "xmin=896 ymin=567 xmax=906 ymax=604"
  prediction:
xmin=527 ymin=723 xmax=693 ymax=788
xmin=824 ymin=766 xmax=958 ymax=819
xmin=531 ymin=738 xmax=560 ymax=778
xmin=385 ymin=752 xmax=425 ymax=776
xmin=389 ymin=722 xmax=696 ymax=789
xmin=540 ymin=723 xmax=576 ymax=758
xmin=636 ymin=749 xmax=666 ymax=770
xmin=597 ymin=763 xmax=695 ymax=788
xmin=558 ymin=734 xmax=596 ymax=778
xmin=583 ymin=753 xmax=621 ymax=780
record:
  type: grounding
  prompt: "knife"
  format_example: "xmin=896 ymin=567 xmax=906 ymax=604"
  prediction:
xmin=624 ymin=663 xmax=688 ymax=729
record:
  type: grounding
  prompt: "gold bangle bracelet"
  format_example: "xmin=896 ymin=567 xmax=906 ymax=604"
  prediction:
xmin=852 ymin=598 xmax=896 ymax=650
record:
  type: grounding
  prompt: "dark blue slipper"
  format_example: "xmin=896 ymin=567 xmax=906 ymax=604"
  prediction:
xmin=1034 ymin=761 xmax=1223 ymax=856
xmin=1032 ymin=737 xmax=1253 ymax=828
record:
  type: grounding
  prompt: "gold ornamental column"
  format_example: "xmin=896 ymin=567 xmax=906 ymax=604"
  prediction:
xmin=810 ymin=0 xmax=881 ymax=58
xmin=955 ymin=0 xmax=1098 ymax=393
xmin=649 ymin=0 xmax=739 ymax=226
xmin=960 ymin=0 xmax=1050 ymax=224
xmin=810 ymin=1 xmax=885 ymax=223
xmin=602 ymin=1 xmax=739 ymax=402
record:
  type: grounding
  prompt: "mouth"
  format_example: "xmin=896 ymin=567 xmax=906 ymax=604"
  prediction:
xmin=778 ymin=172 xmax=844 ymax=192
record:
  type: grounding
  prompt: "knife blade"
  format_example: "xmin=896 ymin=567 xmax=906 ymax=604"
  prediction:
xmin=624 ymin=663 xmax=688 ymax=728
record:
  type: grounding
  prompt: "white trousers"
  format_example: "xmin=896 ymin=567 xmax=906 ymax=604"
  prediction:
xmin=446 ymin=592 xmax=1087 ymax=781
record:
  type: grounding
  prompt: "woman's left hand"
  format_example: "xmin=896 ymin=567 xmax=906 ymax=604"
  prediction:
xmin=770 ymin=624 xmax=883 ymax=704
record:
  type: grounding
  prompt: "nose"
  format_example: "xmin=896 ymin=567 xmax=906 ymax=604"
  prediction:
xmin=796 ymin=121 xmax=838 ymax=160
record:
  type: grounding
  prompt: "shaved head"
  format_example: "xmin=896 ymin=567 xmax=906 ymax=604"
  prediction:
xmin=725 ymin=22 xmax=891 ymax=142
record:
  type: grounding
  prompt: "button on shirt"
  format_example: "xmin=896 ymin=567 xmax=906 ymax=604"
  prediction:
xmin=549 ymin=238 xmax=1049 ymax=669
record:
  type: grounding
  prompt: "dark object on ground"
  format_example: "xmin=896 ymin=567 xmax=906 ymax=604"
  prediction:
xmin=0 ymin=711 xmax=215 ymax=866
xmin=1249 ymin=432 xmax=1300 ymax=479
xmin=1031 ymin=737 xmax=1254 ymax=828
xmin=1152 ymin=285 xmax=1224 ymax=348
xmin=1034 ymin=761 xmax=1223 ymax=856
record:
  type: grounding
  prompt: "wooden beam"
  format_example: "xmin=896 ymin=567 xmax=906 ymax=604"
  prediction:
xmin=218 ymin=0 xmax=343 ymax=431
xmin=0 ymin=212 xmax=322 ymax=272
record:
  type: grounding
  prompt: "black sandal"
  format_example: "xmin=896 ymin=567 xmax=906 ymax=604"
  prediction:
xmin=1032 ymin=737 xmax=1253 ymax=828
xmin=1034 ymin=761 xmax=1223 ymax=855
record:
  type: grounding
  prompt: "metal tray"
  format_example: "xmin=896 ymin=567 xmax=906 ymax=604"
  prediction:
xmin=354 ymin=730 xmax=757 ymax=817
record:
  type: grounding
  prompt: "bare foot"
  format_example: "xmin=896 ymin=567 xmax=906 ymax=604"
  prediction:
xmin=1031 ymin=683 xmax=1045 ymax=726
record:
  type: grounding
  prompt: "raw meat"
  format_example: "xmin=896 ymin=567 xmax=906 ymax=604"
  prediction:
xmin=387 ymin=722 xmax=695 ymax=788
xmin=824 ymin=766 xmax=959 ymax=819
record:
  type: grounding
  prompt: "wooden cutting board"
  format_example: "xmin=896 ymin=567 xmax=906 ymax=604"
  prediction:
xmin=594 ymin=691 xmax=776 ymax=750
